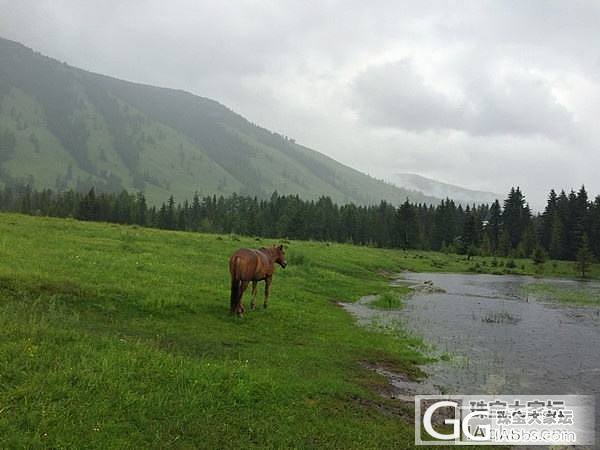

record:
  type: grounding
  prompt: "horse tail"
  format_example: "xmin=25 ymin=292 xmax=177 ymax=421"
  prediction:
xmin=230 ymin=278 xmax=241 ymax=313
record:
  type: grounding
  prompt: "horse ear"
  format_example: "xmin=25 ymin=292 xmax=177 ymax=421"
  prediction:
xmin=278 ymin=244 xmax=284 ymax=250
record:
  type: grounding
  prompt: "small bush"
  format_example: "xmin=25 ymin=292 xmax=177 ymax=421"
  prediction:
xmin=506 ymin=259 xmax=517 ymax=269
xmin=532 ymin=246 xmax=547 ymax=265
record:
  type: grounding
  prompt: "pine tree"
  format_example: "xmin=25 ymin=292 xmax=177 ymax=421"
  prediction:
xmin=496 ymin=228 xmax=511 ymax=256
xmin=177 ymin=202 xmax=187 ymax=230
xmin=502 ymin=187 xmax=531 ymax=251
xmin=76 ymin=188 xmax=99 ymax=221
xmin=135 ymin=192 xmax=147 ymax=226
xmin=575 ymin=234 xmax=594 ymax=278
xmin=540 ymin=189 xmax=557 ymax=250
xmin=517 ymin=224 xmax=536 ymax=258
xmin=461 ymin=206 xmax=480 ymax=255
xmin=396 ymin=200 xmax=418 ymax=249
xmin=157 ymin=203 xmax=168 ymax=229
xmin=569 ymin=186 xmax=589 ymax=258
xmin=432 ymin=199 xmax=458 ymax=251
xmin=191 ymin=193 xmax=201 ymax=231
xmin=589 ymin=196 xmax=600 ymax=259
xmin=486 ymin=200 xmax=502 ymax=254
xmin=166 ymin=195 xmax=176 ymax=230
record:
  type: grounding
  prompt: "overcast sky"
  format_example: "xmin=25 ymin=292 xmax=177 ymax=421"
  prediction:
xmin=2 ymin=0 xmax=599 ymax=209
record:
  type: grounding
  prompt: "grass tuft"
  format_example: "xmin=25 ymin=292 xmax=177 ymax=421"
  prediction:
xmin=369 ymin=289 xmax=409 ymax=310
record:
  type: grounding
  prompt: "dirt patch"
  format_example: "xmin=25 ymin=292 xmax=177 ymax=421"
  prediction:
xmin=349 ymin=394 xmax=414 ymax=421
xmin=360 ymin=361 xmax=441 ymax=403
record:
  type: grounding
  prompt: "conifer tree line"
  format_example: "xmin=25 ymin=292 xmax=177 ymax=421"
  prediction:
xmin=0 ymin=184 xmax=598 ymax=262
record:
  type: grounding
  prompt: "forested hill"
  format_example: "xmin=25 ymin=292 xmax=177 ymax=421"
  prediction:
xmin=0 ymin=37 xmax=438 ymax=205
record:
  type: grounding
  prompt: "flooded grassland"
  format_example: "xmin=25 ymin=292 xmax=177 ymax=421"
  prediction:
xmin=343 ymin=272 xmax=600 ymax=431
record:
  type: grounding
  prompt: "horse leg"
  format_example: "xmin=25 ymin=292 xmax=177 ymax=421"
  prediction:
xmin=263 ymin=276 xmax=272 ymax=309
xmin=237 ymin=281 xmax=249 ymax=315
xmin=230 ymin=278 xmax=241 ymax=314
xmin=250 ymin=281 xmax=258 ymax=310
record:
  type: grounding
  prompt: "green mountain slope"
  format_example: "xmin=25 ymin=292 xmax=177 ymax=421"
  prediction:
xmin=0 ymin=37 xmax=438 ymax=205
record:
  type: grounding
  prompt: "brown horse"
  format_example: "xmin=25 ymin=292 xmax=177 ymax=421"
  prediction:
xmin=229 ymin=245 xmax=287 ymax=315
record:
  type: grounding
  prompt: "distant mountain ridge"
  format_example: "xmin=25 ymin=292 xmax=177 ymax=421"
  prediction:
xmin=0 ymin=36 xmax=439 ymax=206
xmin=392 ymin=173 xmax=500 ymax=205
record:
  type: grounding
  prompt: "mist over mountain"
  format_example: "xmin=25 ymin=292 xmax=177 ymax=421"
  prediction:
xmin=392 ymin=173 xmax=500 ymax=206
xmin=0 ymin=37 xmax=439 ymax=206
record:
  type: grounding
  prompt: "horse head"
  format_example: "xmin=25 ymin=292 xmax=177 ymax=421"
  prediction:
xmin=273 ymin=244 xmax=287 ymax=268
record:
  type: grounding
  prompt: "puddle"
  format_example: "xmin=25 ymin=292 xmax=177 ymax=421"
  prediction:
xmin=396 ymin=272 xmax=600 ymax=397
xmin=342 ymin=272 xmax=600 ymax=442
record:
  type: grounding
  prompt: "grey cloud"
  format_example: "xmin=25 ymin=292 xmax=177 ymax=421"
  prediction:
xmin=1 ymin=0 xmax=599 ymax=204
xmin=352 ymin=59 xmax=576 ymax=139
xmin=466 ymin=75 xmax=575 ymax=138
xmin=352 ymin=60 xmax=463 ymax=132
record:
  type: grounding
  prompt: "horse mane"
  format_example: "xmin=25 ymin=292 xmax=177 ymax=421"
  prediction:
xmin=258 ymin=246 xmax=278 ymax=258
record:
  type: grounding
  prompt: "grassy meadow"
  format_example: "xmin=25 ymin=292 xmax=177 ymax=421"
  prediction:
xmin=0 ymin=212 xmax=598 ymax=448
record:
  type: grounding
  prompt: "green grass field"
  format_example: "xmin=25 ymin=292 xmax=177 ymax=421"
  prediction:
xmin=0 ymin=213 xmax=597 ymax=448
